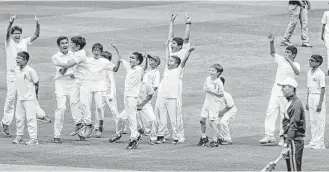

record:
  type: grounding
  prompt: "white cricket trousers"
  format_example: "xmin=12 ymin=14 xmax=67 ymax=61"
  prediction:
xmin=324 ymin=34 xmax=329 ymax=69
xmin=115 ymin=96 xmax=139 ymax=140
xmin=70 ymin=78 xmax=91 ymax=125
xmin=217 ymin=109 xmax=237 ymax=142
xmin=308 ymin=94 xmax=326 ymax=148
xmin=95 ymin=96 xmax=120 ymax=128
xmin=264 ymin=94 xmax=288 ymax=137
xmin=88 ymin=91 xmax=103 ymax=127
xmin=177 ymin=80 xmax=185 ymax=141
xmin=16 ymin=99 xmax=37 ymax=139
xmin=54 ymin=78 xmax=75 ymax=138
xmin=2 ymin=75 xmax=45 ymax=126
xmin=157 ymin=97 xmax=181 ymax=140
xmin=137 ymin=103 xmax=157 ymax=141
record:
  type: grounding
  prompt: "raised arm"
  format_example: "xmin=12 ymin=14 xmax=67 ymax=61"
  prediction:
xmin=109 ymin=40 xmax=122 ymax=72
xmin=143 ymin=53 xmax=148 ymax=71
xmin=268 ymin=33 xmax=275 ymax=57
xmin=181 ymin=44 xmax=195 ymax=68
xmin=6 ymin=15 xmax=15 ymax=44
xmin=184 ymin=13 xmax=191 ymax=44
xmin=30 ymin=15 xmax=40 ymax=43
xmin=165 ymin=40 xmax=170 ymax=66
xmin=168 ymin=13 xmax=177 ymax=41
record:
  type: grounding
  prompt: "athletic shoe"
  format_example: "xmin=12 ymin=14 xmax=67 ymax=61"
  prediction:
xmin=83 ymin=124 xmax=94 ymax=138
xmin=2 ymin=122 xmax=10 ymax=136
xmin=172 ymin=139 xmax=179 ymax=145
xmin=95 ymin=127 xmax=103 ymax=138
xmin=178 ymin=138 xmax=185 ymax=143
xmin=25 ymin=139 xmax=39 ymax=145
xmin=108 ymin=134 xmax=122 ymax=143
xmin=302 ymin=43 xmax=312 ymax=47
xmin=209 ymin=140 xmax=219 ymax=147
xmin=78 ymin=134 xmax=87 ymax=141
xmin=12 ymin=136 xmax=23 ymax=144
xmin=280 ymin=41 xmax=293 ymax=46
xmin=220 ymin=141 xmax=233 ymax=145
xmin=217 ymin=138 xmax=224 ymax=145
xmin=259 ymin=136 xmax=276 ymax=144
xmin=37 ymin=115 xmax=51 ymax=123
xmin=138 ymin=128 xmax=145 ymax=135
xmin=53 ymin=138 xmax=62 ymax=144
xmin=126 ymin=139 xmax=137 ymax=150
xmin=197 ymin=136 xmax=209 ymax=146
xmin=155 ymin=136 xmax=165 ymax=144
xmin=149 ymin=139 xmax=157 ymax=145
xmin=70 ymin=123 xmax=85 ymax=136
xmin=278 ymin=137 xmax=284 ymax=146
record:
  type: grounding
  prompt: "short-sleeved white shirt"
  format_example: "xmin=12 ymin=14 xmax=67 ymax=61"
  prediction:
xmin=202 ymin=76 xmax=224 ymax=111
xmin=137 ymin=82 xmax=154 ymax=105
xmin=322 ymin=11 xmax=329 ymax=34
xmin=5 ymin=37 xmax=31 ymax=73
xmin=143 ymin=69 xmax=160 ymax=89
xmin=85 ymin=57 xmax=115 ymax=81
xmin=122 ymin=59 xmax=143 ymax=97
xmin=271 ymin=54 xmax=300 ymax=95
xmin=221 ymin=91 xmax=237 ymax=112
xmin=72 ymin=49 xmax=88 ymax=80
xmin=52 ymin=50 xmax=74 ymax=80
xmin=307 ymin=68 xmax=325 ymax=94
xmin=15 ymin=65 xmax=38 ymax=100
xmin=159 ymin=66 xmax=182 ymax=99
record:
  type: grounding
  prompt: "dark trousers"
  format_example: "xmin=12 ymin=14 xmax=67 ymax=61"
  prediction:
xmin=285 ymin=140 xmax=304 ymax=171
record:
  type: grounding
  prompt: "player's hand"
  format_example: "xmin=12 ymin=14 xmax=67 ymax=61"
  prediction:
xmin=321 ymin=35 xmax=324 ymax=41
xmin=59 ymin=68 xmax=68 ymax=75
xmin=316 ymin=104 xmax=322 ymax=112
xmin=35 ymin=15 xmax=40 ymax=25
xmin=69 ymin=74 xmax=75 ymax=79
xmin=284 ymin=56 xmax=292 ymax=63
xmin=108 ymin=98 xmax=113 ymax=102
xmin=109 ymin=38 xmax=116 ymax=48
xmin=137 ymin=104 xmax=143 ymax=110
xmin=305 ymin=104 xmax=309 ymax=111
xmin=281 ymin=147 xmax=289 ymax=157
xmin=170 ymin=13 xmax=178 ymax=22
xmin=185 ymin=12 xmax=191 ymax=24
xmin=165 ymin=39 xmax=170 ymax=47
xmin=9 ymin=14 xmax=16 ymax=23
xmin=188 ymin=43 xmax=195 ymax=52
xmin=268 ymin=33 xmax=275 ymax=42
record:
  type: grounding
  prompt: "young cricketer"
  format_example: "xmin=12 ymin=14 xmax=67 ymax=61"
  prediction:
xmin=305 ymin=55 xmax=326 ymax=149
xmin=260 ymin=34 xmax=300 ymax=145
xmin=278 ymin=77 xmax=305 ymax=172
xmin=12 ymin=51 xmax=40 ymax=145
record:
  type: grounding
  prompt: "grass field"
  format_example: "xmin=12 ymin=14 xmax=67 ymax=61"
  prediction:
xmin=0 ymin=1 xmax=329 ymax=171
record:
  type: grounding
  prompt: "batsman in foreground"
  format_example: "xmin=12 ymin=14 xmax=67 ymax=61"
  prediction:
xmin=278 ymin=77 xmax=305 ymax=172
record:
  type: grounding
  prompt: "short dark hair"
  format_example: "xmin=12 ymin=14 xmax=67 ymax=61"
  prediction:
xmin=173 ymin=37 xmax=184 ymax=46
xmin=101 ymin=51 xmax=112 ymax=61
xmin=11 ymin=26 xmax=22 ymax=34
xmin=56 ymin=36 xmax=68 ymax=46
xmin=133 ymin=52 xmax=143 ymax=65
xmin=71 ymin=36 xmax=86 ymax=50
xmin=92 ymin=43 xmax=103 ymax=52
xmin=311 ymin=54 xmax=323 ymax=66
xmin=286 ymin=45 xmax=298 ymax=56
xmin=17 ymin=51 xmax=30 ymax=62
xmin=211 ymin=64 xmax=224 ymax=74
xmin=170 ymin=55 xmax=181 ymax=66
xmin=220 ymin=77 xmax=225 ymax=85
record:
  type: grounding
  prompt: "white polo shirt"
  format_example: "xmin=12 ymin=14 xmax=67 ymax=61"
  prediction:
xmin=137 ymin=82 xmax=154 ymax=105
xmin=143 ymin=68 xmax=160 ymax=89
xmin=202 ymin=76 xmax=224 ymax=111
xmin=72 ymin=49 xmax=88 ymax=80
xmin=307 ymin=68 xmax=325 ymax=94
xmin=159 ymin=66 xmax=182 ymax=99
xmin=122 ymin=59 xmax=143 ymax=97
xmin=5 ymin=37 xmax=31 ymax=74
xmin=271 ymin=54 xmax=300 ymax=96
xmin=52 ymin=50 xmax=74 ymax=80
xmin=15 ymin=65 xmax=38 ymax=101
xmin=221 ymin=91 xmax=237 ymax=112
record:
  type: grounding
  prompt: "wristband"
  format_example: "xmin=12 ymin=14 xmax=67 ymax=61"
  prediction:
xmin=186 ymin=22 xmax=192 ymax=25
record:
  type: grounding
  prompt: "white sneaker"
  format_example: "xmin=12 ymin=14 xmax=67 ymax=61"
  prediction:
xmin=12 ymin=136 xmax=24 ymax=144
xmin=25 ymin=139 xmax=39 ymax=145
xmin=278 ymin=138 xmax=284 ymax=146
xmin=259 ymin=136 xmax=276 ymax=144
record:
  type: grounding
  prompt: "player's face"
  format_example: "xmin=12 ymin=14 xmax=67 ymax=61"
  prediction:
xmin=209 ymin=67 xmax=218 ymax=77
xmin=16 ymin=55 xmax=26 ymax=66
xmin=59 ymin=39 xmax=69 ymax=51
xmin=70 ymin=42 xmax=80 ymax=52
xmin=92 ymin=47 xmax=102 ymax=58
xmin=285 ymin=50 xmax=294 ymax=59
xmin=148 ymin=58 xmax=157 ymax=68
xmin=130 ymin=54 xmax=139 ymax=67
xmin=167 ymin=57 xmax=178 ymax=68
xmin=171 ymin=40 xmax=181 ymax=52
xmin=12 ymin=30 xmax=21 ymax=41
xmin=281 ymin=85 xmax=294 ymax=97
xmin=309 ymin=58 xmax=318 ymax=67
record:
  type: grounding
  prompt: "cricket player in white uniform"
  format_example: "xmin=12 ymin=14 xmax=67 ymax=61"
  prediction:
xmin=2 ymin=15 xmax=51 ymax=136
xmin=217 ymin=77 xmax=237 ymax=145
xmin=156 ymin=40 xmax=194 ymax=144
xmin=12 ymin=52 xmax=40 ymax=145
xmin=321 ymin=9 xmax=329 ymax=75
xmin=305 ymin=55 xmax=326 ymax=149
xmin=197 ymin=64 xmax=224 ymax=147
xmin=52 ymin=36 xmax=76 ymax=143
xmin=259 ymin=34 xmax=300 ymax=145
xmin=108 ymin=48 xmax=147 ymax=150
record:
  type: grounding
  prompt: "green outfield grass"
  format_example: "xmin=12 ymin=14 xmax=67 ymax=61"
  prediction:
xmin=0 ymin=1 xmax=329 ymax=171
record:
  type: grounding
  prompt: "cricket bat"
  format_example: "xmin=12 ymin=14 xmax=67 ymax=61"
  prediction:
xmin=260 ymin=155 xmax=283 ymax=172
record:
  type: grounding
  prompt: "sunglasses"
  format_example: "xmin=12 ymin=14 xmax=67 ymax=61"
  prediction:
xmin=309 ymin=59 xmax=317 ymax=62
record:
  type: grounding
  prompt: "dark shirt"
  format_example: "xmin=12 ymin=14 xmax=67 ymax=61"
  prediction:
xmin=282 ymin=95 xmax=306 ymax=143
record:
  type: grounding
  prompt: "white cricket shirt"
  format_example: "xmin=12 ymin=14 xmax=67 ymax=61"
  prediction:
xmin=5 ymin=37 xmax=31 ymax=74
xmin=52 ymin=50 xmax=74 ymax=80
xmin=122 ymin=59 xmax=143 ymax=97
xmin=307 ymin=68 xmax=325 ymax=94
xmin=15 ymin=65 xmax=38 ymax=100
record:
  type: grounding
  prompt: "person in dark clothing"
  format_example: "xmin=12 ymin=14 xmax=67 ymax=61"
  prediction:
xmin=278 ymin=77 xmax=306 ymax=172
